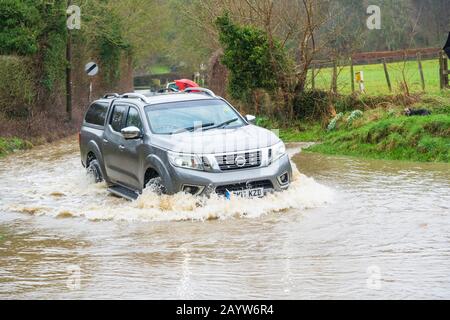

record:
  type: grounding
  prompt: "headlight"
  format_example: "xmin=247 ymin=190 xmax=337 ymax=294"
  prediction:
xmin=168 ymin=152 xmax=204 ymax=171
xmin=271 ymin=141 xmax=286 ymax=162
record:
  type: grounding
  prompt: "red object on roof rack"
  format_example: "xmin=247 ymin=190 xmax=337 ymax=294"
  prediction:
xmin=175 ymin=79 xmax=199 ymax=91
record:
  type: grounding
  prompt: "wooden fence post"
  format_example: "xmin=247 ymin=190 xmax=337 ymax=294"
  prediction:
xmin=439 ymin=51 xmax=444 ymax=89
xmin=444 ymin=52 xmax=449 ymax=89
xmin=350 ymin=58 xmax=355 ymax=93
xmin=417 ymin=53 xmax=425 ymax=91
xmin=332 ymin=60 xmax=338 ymax=94
xmin=382 ymin=58 xmax=392 ymax=92
xmin=311 ymin=64 xmax=315 ymax=90
xmin=439 ymin=50 xmax=449 ymax=90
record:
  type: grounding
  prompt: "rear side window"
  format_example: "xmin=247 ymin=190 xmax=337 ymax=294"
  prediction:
xmin=85 ymin=102 xmax=108 ymax=126
xmin=110 ymin=105 xmax=128 ymax=132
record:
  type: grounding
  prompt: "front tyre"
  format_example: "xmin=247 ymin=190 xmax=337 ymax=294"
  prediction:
xmin=87 ymin=159 xmax=103 ymax=183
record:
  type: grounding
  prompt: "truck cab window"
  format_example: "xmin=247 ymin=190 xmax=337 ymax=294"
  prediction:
xmin=126 ymin=108 xmax=143 ymax=130
xmin=110 ymin=105 xmax=128 ymax=132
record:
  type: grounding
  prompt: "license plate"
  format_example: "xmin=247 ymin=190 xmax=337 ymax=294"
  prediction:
xmin=231 ymin=188 xmax=264 ymax=198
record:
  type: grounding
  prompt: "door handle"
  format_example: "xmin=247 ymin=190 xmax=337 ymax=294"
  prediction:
xmin=119 ymin=145 xmax=125 ymax=151
xmin=103 ymin=139 xmax=109 ymax=143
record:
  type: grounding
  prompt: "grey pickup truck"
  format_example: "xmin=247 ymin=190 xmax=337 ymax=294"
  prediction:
xmin=79 ymin=88 xmax=292 ymax=200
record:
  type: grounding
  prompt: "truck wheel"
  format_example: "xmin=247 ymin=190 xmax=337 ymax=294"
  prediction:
xmin=87 ymin=159 xmax=103 ymax=183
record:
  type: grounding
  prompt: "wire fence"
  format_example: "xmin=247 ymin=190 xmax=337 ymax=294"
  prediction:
xmin=308 ymin=48 xmax=449 ymax=96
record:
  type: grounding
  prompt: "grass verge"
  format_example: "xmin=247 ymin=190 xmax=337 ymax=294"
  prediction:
xmin=0 ymin=137 xmax=32 ymax=157
xmin=309 ymin=114 xmax=449 ymax=162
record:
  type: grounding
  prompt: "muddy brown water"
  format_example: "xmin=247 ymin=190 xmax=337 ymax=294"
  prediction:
xmin=0 ymin=137 xmax=449 ymax=299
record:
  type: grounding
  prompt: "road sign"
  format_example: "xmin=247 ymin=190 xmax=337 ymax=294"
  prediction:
xmin=85 ymin=62 xmax=98 ymax=76
xmin=355 ymin=71 xmax=364 ymax=83
xmin=355 ymin=71 xmax=365 ymax=92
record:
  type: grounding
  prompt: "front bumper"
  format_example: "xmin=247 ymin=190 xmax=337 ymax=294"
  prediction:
xmin=165 ymin=154 xmax=292 ymax=196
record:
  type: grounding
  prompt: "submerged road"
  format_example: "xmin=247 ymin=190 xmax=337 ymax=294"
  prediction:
xmin=0 ymin=137 xmax=449 ymax=299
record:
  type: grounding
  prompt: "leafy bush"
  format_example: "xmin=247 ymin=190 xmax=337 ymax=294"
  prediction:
xmin=293 ymin=90 xmax=330 ymax=120
xmin=0 ymin=0 xmax=41 ymax=55
xmin=216 ymin=13 xmax=289 ymax=103
xmin=0 ymin=137 xmax=32 ymax=157
xmin=88 ymin=3 xmax=131 ymax=84
xmin=0 ymin=56 xmax=35 ymax=117
xmin=255 ymin=116 xmax=272 ymax=128
xmin=38 ymin=1 xmax=67 ymax=91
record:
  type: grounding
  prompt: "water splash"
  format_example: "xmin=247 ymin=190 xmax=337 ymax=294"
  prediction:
xmin=65 ymin=161 xmax=332 ymax=222
xmin=3 ymin=144 xmax=333 ymax=222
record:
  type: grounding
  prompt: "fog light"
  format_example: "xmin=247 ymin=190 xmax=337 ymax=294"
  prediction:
xmin=278 ymin=172 xmax=289 ymax=185
xmin=182 ymin=185 xmax=204 ymax=195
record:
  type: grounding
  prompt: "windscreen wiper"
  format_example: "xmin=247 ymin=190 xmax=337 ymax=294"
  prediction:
xmin=172 ymin=122 xmax=215 ymax=134
xmin=203 ymin=118 xmax=239 ymax=131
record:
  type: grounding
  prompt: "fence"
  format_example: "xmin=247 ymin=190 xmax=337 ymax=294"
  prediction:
xmin=309 ymin=48 xmax=449 ymax=95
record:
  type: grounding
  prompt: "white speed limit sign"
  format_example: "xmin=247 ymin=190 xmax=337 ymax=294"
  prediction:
xmin=85 ymin=62 xmax=98 ymax=76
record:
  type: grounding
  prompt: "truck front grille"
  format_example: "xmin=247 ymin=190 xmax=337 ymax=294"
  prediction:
xmin=215 ymin=151 xmax=261 ymax=171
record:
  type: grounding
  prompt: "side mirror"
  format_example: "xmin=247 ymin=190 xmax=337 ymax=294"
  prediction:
xmin=121 ymin=126 xmax=142 ymax=140
xmin=246 ymin=115 xmax=256 ymax=124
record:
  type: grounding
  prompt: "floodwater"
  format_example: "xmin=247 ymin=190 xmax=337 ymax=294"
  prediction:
xmin=0 ymin=137 xmax=449 ymax=299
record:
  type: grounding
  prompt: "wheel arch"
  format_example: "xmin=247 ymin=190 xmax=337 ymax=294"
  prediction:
xmin=142 ymin=154 xmax=174 ymax=193
xmin=85 ymin=140 xmax=108 ymax=182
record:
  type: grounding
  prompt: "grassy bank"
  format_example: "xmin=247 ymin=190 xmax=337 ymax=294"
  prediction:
xmin=0 ymin=137 xmax=32 ymax=157
xmin=264 ymin=93 xmax=450 ymax=163
xmin=309 ymin=113 xmax=449 ymax=162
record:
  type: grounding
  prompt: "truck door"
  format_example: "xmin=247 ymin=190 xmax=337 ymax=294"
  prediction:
xmin=103 ymin=104 xmax=130 ymax=186
xmin=119 ymin=106 xmax=145 ymax=190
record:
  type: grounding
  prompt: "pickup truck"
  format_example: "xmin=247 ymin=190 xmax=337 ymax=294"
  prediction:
xmin=79 ymin=88 xmax=292 ymax=200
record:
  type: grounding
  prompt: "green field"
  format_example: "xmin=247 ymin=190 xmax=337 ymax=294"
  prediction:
xmin=309 ymin=59 xmax=442 ymax=96
xmin=149 ymin=65 xmax=171 ymax=75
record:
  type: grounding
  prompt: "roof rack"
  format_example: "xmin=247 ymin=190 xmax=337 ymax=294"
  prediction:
xmin=183 ymin=87 xmax=216 ymax=97
xmin=120 ymin=92 xmax=149 ymax=103
xmin=103 ymin=93 xmax=120 ymax=99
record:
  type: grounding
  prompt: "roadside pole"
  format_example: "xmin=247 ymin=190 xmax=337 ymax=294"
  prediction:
xmin=66 ymin=0 xmax=73 ymax=122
